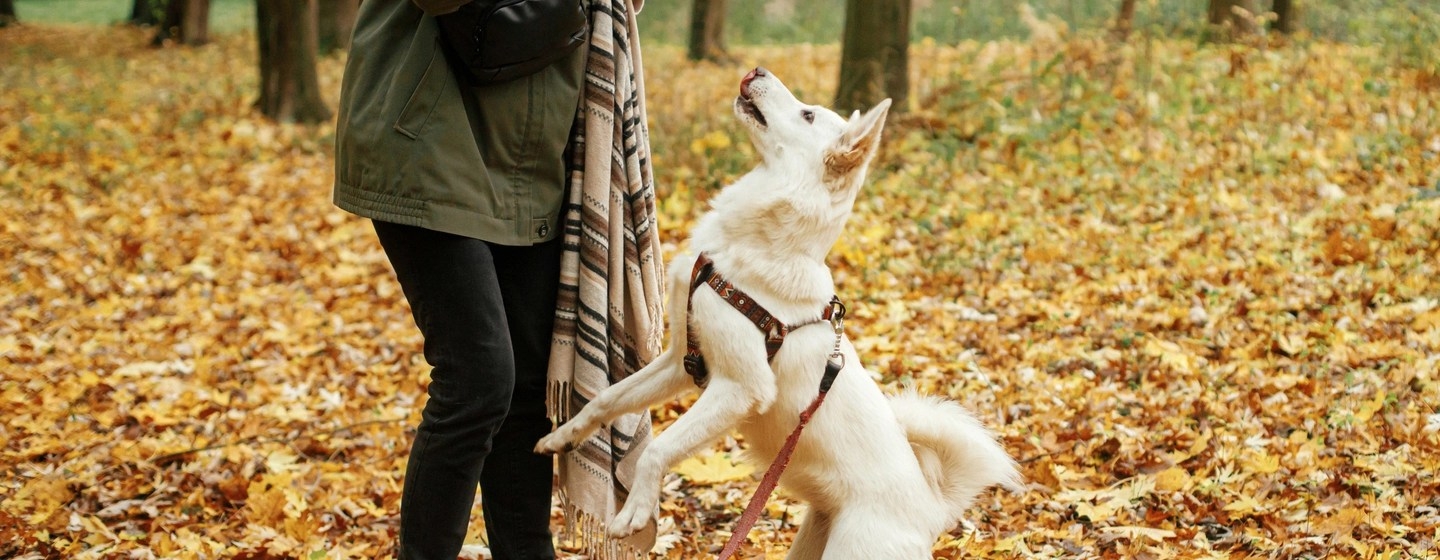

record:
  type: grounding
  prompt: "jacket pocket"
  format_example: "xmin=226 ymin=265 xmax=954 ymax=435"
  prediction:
xmin=393 ymin=42 xmax=452 ymax=139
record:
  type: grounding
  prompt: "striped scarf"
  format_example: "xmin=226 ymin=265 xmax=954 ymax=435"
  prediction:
xmin=546 ymin=0 xmax=663 ymax=557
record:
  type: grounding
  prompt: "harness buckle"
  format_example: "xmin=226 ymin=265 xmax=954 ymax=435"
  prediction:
xmin=683 ymin=354 xmax=709 ymax=387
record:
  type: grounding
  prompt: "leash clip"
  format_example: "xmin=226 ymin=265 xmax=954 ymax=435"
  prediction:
xmin=827 ymin=297 xmax=846 ymax=368
xmin=827 ymin=297 xmax=847 ymax=325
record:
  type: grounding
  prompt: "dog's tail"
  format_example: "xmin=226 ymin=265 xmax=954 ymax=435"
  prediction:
xmin=889 ymin=391 xmax=1022 ymax=523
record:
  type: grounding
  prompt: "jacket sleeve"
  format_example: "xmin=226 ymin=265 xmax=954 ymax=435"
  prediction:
xmin=410 ymin=0 xmax=469 ymax=15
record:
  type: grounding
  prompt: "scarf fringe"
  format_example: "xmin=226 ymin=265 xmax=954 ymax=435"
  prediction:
xmin=558 ymin=492 xmax=650 ymax=560
xmin=547 ymin=380 xmax=572 ymax=421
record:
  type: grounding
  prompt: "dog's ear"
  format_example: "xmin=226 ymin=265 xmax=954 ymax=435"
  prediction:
xmin=824 ymin=98 xmax=892 ymax=182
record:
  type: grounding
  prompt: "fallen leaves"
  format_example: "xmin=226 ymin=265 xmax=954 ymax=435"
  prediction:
xmin=672 ymin=452 xmax=754 ymax=485
xmin=3 ymin=15 xmax=1440 ymax=560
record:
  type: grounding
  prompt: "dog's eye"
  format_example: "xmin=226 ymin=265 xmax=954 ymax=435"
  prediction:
xmin=802 ymin=109 xmax=815 ymax=124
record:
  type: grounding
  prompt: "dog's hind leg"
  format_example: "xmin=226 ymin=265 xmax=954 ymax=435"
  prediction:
xmin=534 ymin=348 xmax=689 ymax=454
xmin=817 ymin=510 xmax=933 ymax=560
xmin=608 ymin=376 xmax=759 ymax=536
xmin=785 ymin=508 xmax=831 ymax=560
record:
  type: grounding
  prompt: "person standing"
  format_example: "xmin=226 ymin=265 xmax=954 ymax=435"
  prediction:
xmin=332 ymin=1 xmax=587 ymax=559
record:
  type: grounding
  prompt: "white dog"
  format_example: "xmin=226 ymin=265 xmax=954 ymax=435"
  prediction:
xmin=536 ymin=68 xmax=1021 ymax=559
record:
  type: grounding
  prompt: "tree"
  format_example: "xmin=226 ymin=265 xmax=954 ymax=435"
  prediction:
xmin=687 ymin=0 xmax=728 ymax=62
xmin=153 ymin=0 xmax=210 ymax=46
xmin=1112 ymin=0 xmax=1138 ymax=41
xmin=1 ymin=0 xmax=17 ymax=28
xmin=1207 ymin=0 xmax=1257 ymax=41
xmin=317 ymin=0 xmax=359 ymax=54
xmin=256 ymin=0 xmax=331 ymax=124
xmin=835 ymin=0 xmax=909 ymax=113
xmin=1270 ymin=0 xmax=1298 ymax=35
xmin=130 ymin=0 xmax=160 ymax=26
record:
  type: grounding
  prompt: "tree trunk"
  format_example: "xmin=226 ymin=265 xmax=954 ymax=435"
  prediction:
xmin=317 ymin=0 xmax=359 ymax=54
xmin=1 ymin=0 xmax=17 ymax=27
xmin=155 ymin=0 xmax=182 ymax=43
xmin=1207 ymin=0 xmax=1256 ymax=41
xmin=181 ymin=0 xmax=209 ymax=43
xmin=687 ymin=0 xmax=728 ymax=62
xmin=835 ymin=0 xmax=909 ymax=113
xmin=1112 ymin=0 xmax=1137 ymax=41
xmin=130 ymin=0 xmax=160 ymax=26
xmin=153 ymin=0 xmax=209 ymax=46
xmin=1270 ymin=0 xmax=1298 ymax=34
xmin=256 ymin=0 xmax=331 ymax=124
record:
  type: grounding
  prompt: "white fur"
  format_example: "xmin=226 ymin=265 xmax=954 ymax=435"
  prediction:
xmin=536 ymin=69 xmax=1021 ymax=559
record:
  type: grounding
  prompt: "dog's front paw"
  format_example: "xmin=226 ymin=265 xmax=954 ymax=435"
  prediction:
xmin=607 ymin=492 xmax=656 ymax=537
xmin=534 ymin=428 xmax=578 ymax=455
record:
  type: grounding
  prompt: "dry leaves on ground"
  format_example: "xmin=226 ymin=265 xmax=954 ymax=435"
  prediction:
xmin=3 ymin=23 xmax=1439 ymax=560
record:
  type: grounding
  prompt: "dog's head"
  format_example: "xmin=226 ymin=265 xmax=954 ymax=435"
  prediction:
xmin=734 ymin=68 xmax=891 ymax=194
xmin=721 ymin=68 xmax=890 ymax=259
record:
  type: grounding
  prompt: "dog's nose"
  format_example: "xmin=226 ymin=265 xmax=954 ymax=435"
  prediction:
xmin=741 ymin=67 xmax=767 ymax=90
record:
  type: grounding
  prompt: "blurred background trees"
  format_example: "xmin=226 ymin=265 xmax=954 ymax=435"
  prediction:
xmin=1270 ymin=0 xmax=1298 ymax=34
xmin=152 ymin=0 xmax=209 ymax=46
xmin=1206 ymin=0 xmax=1256 ymax=40
xmin=0 ymin=0 xmax=16 ymax=27
xmin=255 ymin=0 xmax=330 ymax=123
xmin=7 ymin=0 xmax=1437 ymax=125
xmin=688 ymin=0 xmax=728 ymax=61
xmin=835 ymin=0 xmax=908 ymax=113
xmin=317 ymin=0 xmax=356 ymax=54
xmin=128 ymin=0 xmax=159 ymax=26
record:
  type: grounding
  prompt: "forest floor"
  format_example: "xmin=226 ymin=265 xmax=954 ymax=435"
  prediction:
xmin=2 ymin=23 xmax=1439 ymax=560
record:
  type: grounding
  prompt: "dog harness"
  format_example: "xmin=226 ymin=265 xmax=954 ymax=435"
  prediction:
xmin=683 ymin=252 xmax=845 ymax=387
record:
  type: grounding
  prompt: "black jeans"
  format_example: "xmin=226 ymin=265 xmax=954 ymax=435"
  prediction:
xmin=373 ymin=220 xmax=559 ymax=560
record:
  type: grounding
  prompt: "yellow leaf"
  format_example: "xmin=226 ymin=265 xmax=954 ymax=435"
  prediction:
xmin=1074 ymin=497 xmax=1123 ymax=522
xmin=1154 ymin=467 xmax=1191 ymax=492
xmin=1099 ymin=525 xmax=1176 ymax=542
xmin=1415 ymin=309 xmax=1440 ymax=332
xmin=1144 ymin=337 xmax=1196 ymax=373
xmin=673 ymin=452 xmax=754 ymax=484
xmin=246 ymin=473 xmax=294 ymax=523
xmin=1241 ymin=451 xmax=1281 ymax=475
xmin=1223 ymin=493 xmax=1265 ymax=516
xmin=704 ymin=130 xmax=732 ymax=150
xmin=1353 ymin=390 xmax=1387 ymax=424
xmin=1216 ymin=187 xmax=1245 ymax=210
xmin=1164 ymin=432 xmax=1211 ymax=464
xmin=991 ymin=534 xmax=1028 ymax=553
xmin=1273 ymin=331 xmax=1307 ymax=357
xmin=1314 ymin=507 xmax=1366 ymax=536
xmin=964 ymin=211 xmax=997 ymax=231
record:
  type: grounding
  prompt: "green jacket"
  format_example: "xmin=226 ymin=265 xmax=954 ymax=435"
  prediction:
xmin=333 ymin=0 xmax=585 ymax=245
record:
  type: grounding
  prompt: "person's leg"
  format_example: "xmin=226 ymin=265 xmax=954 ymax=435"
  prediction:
xmin=373 ymin=220 xmax=516 ymax=560
xmin=479 ymin=238 xmax=563 ymax=560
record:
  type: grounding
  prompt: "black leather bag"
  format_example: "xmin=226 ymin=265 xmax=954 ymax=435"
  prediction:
xmin=435 ymin=0 xmax=589 ymax=86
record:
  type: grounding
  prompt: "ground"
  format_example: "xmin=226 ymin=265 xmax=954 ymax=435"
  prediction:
xmin=1 ymin=22 xmax=1438 ymax=560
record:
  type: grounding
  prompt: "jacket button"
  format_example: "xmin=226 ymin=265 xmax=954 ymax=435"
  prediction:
xmin=537 ymin=222 xmax=550 ymax=237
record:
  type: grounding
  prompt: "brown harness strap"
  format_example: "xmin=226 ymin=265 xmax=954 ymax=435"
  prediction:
xmin=683 ymin=252 xmax=840 ymax=387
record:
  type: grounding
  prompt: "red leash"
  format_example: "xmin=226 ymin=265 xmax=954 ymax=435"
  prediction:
xmin=716 ymin=330 xmax=846 ymax=559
